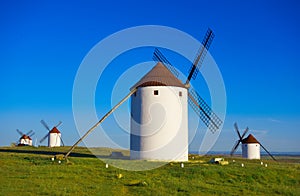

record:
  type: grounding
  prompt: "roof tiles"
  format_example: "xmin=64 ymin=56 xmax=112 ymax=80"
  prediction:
xmin=131 ymin=62 xmax=186 ymax=89
xmin=242 ymin=134 xmax=259 ymax=144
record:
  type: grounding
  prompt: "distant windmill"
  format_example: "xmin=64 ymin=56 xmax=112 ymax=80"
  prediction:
xmin=230 ymin=122 xmax=276 ymax=161
xmin=16 ymin=129 xmax=35 ymax=146
xmin=40 ymin=120 xmax=64 ymax=147
xmin=65 ymin=28 xmax=223 ymax=160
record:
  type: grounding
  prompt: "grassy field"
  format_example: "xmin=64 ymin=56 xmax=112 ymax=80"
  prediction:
xmin=0 ymin=146 xmax=299 ymax=195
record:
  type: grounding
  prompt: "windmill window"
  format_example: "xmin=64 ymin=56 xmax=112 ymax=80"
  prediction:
xmin=154 ymin=90 xmax=159 ymax=95
xmin=179 ymin=91 xmax=182 ymax=97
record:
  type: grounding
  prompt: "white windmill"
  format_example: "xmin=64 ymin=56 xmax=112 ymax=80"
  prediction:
xmin=230 ymin=122 xmax=276 ymax=160
xmin=16 ymin=129 xmax=35 ymax=146
xmin=40 ymin=120 xmax=64 ymax=147
xmin=129 ymin=62 xmax=188 ymax=161
xmin=65 ymin=29 xmax=223 ymax=160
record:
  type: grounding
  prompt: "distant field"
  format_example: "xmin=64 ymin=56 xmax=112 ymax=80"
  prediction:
xmin=0 ymin=146 xmax=299 ymax=195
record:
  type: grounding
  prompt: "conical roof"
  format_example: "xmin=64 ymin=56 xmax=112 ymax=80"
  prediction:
xmin=20 ymin=135 xmax=28 ymax=139
xmin=50 ymin=127 xmax=61 ymax=134
xmin=242 ymin=134 xmax=259 ymax=144
xmin=131 ymin=62 xmax=186 ymax=90
xmin=20 ymin=135 xmax=32 ymax=140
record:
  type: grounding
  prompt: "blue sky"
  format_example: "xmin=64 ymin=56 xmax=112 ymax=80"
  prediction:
xmin=0 ymin=0 xmax=299 ymax=152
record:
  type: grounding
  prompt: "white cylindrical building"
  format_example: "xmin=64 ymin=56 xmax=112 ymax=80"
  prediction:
xmin=242 ymin=134 xmax=260 ymax=159
xmin=130 ymin=62 xmax=188 ymax=162
xmin=24 ymin=137 xmax=30 ymax=145
xmin=19 ymin=135 xmax=27 ymax=145
xmin=28 ymin=137 xmax=33 ymax=146
xmin=19 ymin=135 xmax=32 ymax=146
xmin=48 ymin=127 xmax=61 ymax=147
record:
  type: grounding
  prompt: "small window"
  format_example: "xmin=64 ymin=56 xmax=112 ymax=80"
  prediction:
xmin=134 ymin=92 xmax=136 ymax=97
xmin=179 ymin=91 xmax=182 ymax=97
xmin=154 ymin=90 xmax=159 ymax=95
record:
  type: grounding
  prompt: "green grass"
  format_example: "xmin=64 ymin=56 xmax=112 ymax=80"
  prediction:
xmin=0 ymin=146 xmax=299 ymax=195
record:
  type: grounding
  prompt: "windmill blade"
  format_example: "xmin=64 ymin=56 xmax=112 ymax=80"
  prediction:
xmin=241 ymin=127 xmax=249 ymax=139
xmin=16 ymin=129 xmax=24 ymax=136
xmin=260 ymin=143 xmax=277 ymax=161
xmin=40 ymin=133 xmax=49 ymax=143
xmin=59 ymin=135 xmax=65 ymax=147
xmin=41 ymin=120 xmax=51 ymax=131
xmin=188 ymin=88 xmax=222 ymax=133
xmin=65 ymin=88 xmax=137 ymax=159
xmin=26 ymin=130 xmax=33 ymax=136
xmin=185 ymin=28 xmax=214 ymax=85
xmin=234 ymin=122 xmax=242 ymax=140
xmin=152 ymin=48 xmax=179 ymax=77
xmin=29 ymin=132 xmax=35 ymax=137
xmin=55 ymin=121 xmax=62 ymax=128
xmin=230 ymin=140 xmax=241 ymax=156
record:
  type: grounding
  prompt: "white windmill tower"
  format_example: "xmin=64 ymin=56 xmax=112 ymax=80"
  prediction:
xmin=130 ymin=62 xmax=188 ymax=161
xmin=16 ymin=129 xmax=35 ymax=146
xmin=40 ymin=120 xmax=64 ymax=147
xmin=65 ymin=29 xmax=223 ymax=160
xmin=231 ymin=123 xmax=276 ymax=160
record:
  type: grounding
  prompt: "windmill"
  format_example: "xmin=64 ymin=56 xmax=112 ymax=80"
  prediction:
xmin=230 ymin=122 xmax=276 ymax=161
xmin=16 ymin=129 xmax=35 ymax=146
xmin=40 ymin=120 xmax=64 ymax=147
xmin=65 ymin=28 xmax=223 ymax=159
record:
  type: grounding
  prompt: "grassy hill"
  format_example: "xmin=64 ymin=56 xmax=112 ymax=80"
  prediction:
xmin=0 ymin=146 xmax=299 ymax=195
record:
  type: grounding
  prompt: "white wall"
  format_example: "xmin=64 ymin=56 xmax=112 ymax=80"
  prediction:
xmin=20 ymin=138 xmax=26 ymax=145
xmin=48 ymin=133 xmax=61 ymax=147
xmin=242 ymin=143 xmax=260 ymax=159
xmin=130 ymin=86 xmax=188 ymax=161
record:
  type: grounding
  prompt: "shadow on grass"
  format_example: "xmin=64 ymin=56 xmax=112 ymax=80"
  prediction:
xmin=0 ymin=148 xmax=95 ymax=158
xmin=0 ymin=148 xmax=130 ymax=160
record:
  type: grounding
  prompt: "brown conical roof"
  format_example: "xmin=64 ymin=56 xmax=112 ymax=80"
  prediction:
xmin=242 ymin=134 xmax=259 ymax=144
xmin=20 ymin=135 xmax=28 ymax=139
xmin=20 ymin=135 xmax=32 ymax=140
xmin=131 ymin=62 xmax=186 ymax=90
xmin=50 ymin=127 xmax=61 ymax=134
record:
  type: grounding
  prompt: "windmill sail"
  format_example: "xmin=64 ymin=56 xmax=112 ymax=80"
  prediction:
xmin=59 ymin=134 xmax=65 ymax=146
xmin=188 ymin=88 xmax=222 ymax=133
xmin=260 ymin=143 xmax=276 ymax=161
xmin=26 ymin=130 xmax=33 ymax=136
xmin=185 ymin=28 xmax=222 ymax=133
xmin=29 ymin=132 xmax=35 ymax=137
xmin=185 ymin=28 xmax=214 ymax=85
xmin=230 ymin=140 xmax=241 ymax=155
xmin=41 ymin=120 xmax=51 ymax=131
xmin=153 ymin=48 xmax=179 ymax=77
xmin=234 ymin=122 xmax=242 ymax=139
xmin=16 ymin=129 xmax=23 ymax=136
xmin=40 ymin=133 xmax=49 ymax=143
xmin=240 ymin=127 xmax=249 ymax=139
xmin=56 ymin=121 xmax=62 ymax=128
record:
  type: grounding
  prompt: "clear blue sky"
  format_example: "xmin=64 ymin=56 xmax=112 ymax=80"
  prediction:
xmin=0 ymin=0 xmax=299 ymax=152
